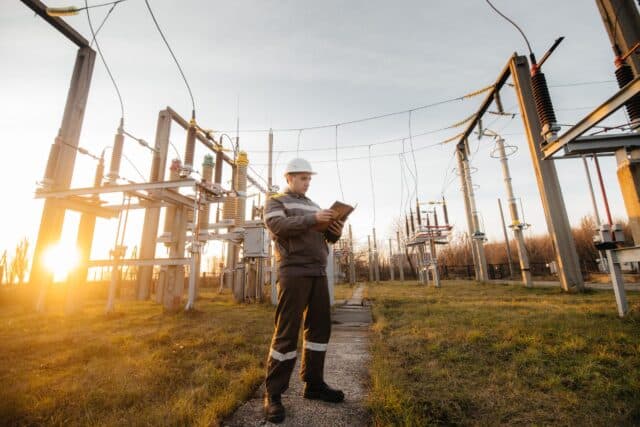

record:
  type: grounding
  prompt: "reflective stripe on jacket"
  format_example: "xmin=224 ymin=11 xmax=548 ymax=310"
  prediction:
xmin=264 ymin=189 xmax=338 ymax=276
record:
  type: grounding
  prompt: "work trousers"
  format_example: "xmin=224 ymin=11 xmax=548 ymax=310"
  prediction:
xmin=265 ymin=275 xmax=331 ymax=395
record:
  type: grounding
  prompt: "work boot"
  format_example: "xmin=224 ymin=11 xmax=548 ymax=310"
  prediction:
xmin=264 ymin=393 xmax=285 ymax=423
xmin=303 ymin=382 xmax=345 ymax=403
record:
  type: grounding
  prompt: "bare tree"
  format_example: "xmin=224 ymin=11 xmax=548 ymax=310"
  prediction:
xmin=9 ymin=238 xmax=29 ymax=285
xmin=0 ymin=250 xmax=7 ymax=285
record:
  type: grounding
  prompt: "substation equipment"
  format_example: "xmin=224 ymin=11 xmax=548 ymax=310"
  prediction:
xmin=404 ymin=198 xmax=453 ymax=287
xmin=446 ymin=0 xmax=639 ymax=316
xmin=23 ymin=0 xmax=279 ymax=313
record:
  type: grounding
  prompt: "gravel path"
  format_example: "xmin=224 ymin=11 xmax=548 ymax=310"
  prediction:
xmin=223 ymin=284 xmax=372 ymax=426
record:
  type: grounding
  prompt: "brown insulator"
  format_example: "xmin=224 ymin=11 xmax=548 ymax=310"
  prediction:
xmin=442 ymin=197 xmax=449 ymax=225
xmin=108 ymin=131 xmax=124 ymax=182
xmin=184 ymin=121 xmax=196 ymax=170
xmin=615 ymin=60 xmax=640 ymax=125
xmin=530 ymin=68 xmax=558 ymax=140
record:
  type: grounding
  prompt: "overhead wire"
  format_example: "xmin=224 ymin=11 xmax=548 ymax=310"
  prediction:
xmin=485 ymin=0 xmax=534 ymax=59
xmin=217 ymin=84 xmax=494 ymax=133
xmin=84 ymin=0 xmax=124 ymax=120
xmin=143 ymin=0 xmax=196 ymax=118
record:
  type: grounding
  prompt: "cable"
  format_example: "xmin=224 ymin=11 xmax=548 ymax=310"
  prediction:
xmin=335 ymin=125 xmax=345 ymax=201
xmin=407 ymin=111 xmax=419 ymax=200
xmin=296 ymin=129 xmax=303 ymax=156
xmin=144 ymin=0 xmax=196 ymax=118
xmin=88 ymin=1 xmax=120 ymax=46
xmin=84 ymin=0 xmax=124 ymax=119
xmin=217 ymin=85 xmax=493 ymax=133
xmin=169 ymin=141 xmax=182 ymax=161
xmin=246 ymin=113 xmax=477 ymax=155
xmin=122 ymin=153 xmax=147 ymax=181
xmin=485 ymin=0 xmax=534 ymax=59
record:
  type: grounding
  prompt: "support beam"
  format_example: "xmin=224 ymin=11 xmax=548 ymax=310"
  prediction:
xmin=137 ymin=109 xmax=171 ymax=300
xmin=510 ymin=54 xmax=584 ymax=291
xmin=21 ymin=0 xmax=90 ymax=48
xmin=32 ymin=46 xmax=96 ymax=311
xmin=542 ymin=76 xmax=640 ymax=158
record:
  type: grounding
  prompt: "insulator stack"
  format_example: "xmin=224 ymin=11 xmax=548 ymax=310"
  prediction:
xmin=163 ymin=159 xmax=182 ymax=243
xmin=198 ymin=155 xmax=214 ymax=237
xmin=94 ymin=157 xmax=104 ymax=188
xmin=235 ymin=151 xmax=249 ymax=225
xmin=434 ymin=208 xmax=439 ymax=227
xmin=405 ymin=216 xmax=410 ymax=237
xmin=107 ymin=130 xmax=124 ymax=183
xmin=426 ymin=212 xmax=431 ymax=228
xmin=202 ymin=154 xmax=214 ymax=182
xmin=415 ymin=200 xmax=422 ymax=226
xmin=409 ymin=208 xmax=415 ymax=233
xmin=442 ymin=197 xmax=449 ymax=225
xmin=43 ymin=137 xmax=61 ymax=188
xmin=182 ymin=121 xmax=196 ymax=176
xmin=615 ymin=60 xmax=640 ymax=126
xmin=530 ymin=69 xmax=559 ymax=143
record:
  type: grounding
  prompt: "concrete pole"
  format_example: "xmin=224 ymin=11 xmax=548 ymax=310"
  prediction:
xmin=327 ymin=245 xmax=335 ymax=305
xmin=164 ymin=206 xmax=187 ymax=310
xmin=583 ymin=156 xmax=602 ymax=225
xmin=33 ymin=47 xmax=96 ymax=312
xmin=495 ymin=138 xmax=533 ymax=287
xmin=396 ymin=231 xmax=405 ymax=282
xmin=510 ymin=55 xmax=584 ymax=291
xmin=373 ymin=228 xmax=380 ymax=283
xmin=367 ymin=235 xmax=374 ymax=282
xmin=497 ymin=198 xmax=515 ymax=279
xmin=456 ymin=144 xmax=489 ymax=282
xmin=66 ymin=155 xmax=104 ymax=313
xmin=429 ymin=239 xmax=441 ymax=288
xmin=583 ymin=155 xmax=608 ymax=273
xmin=348 ymin=225 xmax=356 ymax=284
xmin=233 ymin=152 xmax=249 ymax=302
xmin=388 ymin=238 xmax=395 ymax=281
xmin=137 ymin=109 xmax=171 ymax=300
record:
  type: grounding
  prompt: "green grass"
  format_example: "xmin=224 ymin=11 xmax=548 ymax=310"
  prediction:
xmin=367 ymin=280 xmax=640 ymax=426
xmin=0 ymin=289 xmax=274 ymax=426
xmin=334 ymin=281 xmax=359 ymax=301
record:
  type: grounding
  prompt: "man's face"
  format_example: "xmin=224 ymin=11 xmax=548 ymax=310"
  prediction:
xmin=287 ymin=173 xmax=312 ymax=194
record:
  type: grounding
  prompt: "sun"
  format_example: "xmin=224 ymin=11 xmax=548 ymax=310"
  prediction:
xmin=43 ymin=242 xmax=80 ymax=282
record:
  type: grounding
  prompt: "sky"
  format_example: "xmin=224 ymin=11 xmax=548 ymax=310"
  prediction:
xmin=0 ymin=0 xmax=634 ymax=267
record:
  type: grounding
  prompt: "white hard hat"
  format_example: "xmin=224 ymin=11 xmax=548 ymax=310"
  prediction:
xmin=284 ymin=158 xmax=316 ymax=175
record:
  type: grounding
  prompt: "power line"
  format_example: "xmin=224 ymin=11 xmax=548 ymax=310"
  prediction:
xmin=88 ymin=1 xmax=120 ymax=46
xmin=84 ymin=0 xmax=124 ymax=119
xmin=143 ymin=0 xmax=196 ymax=118
xmin=485 ymin=0 xmax=534 ymax=59
xmin=217 ymin=85 xmax=494 ymax=133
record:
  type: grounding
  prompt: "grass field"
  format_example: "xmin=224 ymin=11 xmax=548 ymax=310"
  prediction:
xmin=367 ymin=281 xmax=640 ymax=426
xmin=0 ymin=289 xmax=274 ymax=426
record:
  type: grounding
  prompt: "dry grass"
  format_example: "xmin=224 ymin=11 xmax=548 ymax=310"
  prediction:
xmin=367 ymin=280 xmax=640 ymax=426
xmin=0 ymin=288 xmax=274 ymax=426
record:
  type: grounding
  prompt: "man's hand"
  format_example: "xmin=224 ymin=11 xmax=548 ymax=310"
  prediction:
xmin=327 ymin=220 xmax=344 ymax=236
xmin=315 ymin=209 xmax=335 ymax=223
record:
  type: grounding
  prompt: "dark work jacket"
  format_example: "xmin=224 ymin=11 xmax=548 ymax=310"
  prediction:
xmin=264 ymin=188 xmax=340 ymax=276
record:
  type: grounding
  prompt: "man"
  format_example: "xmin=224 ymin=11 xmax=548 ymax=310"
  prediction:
xmin=263 ymin=158 xmax=345 ymax=424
